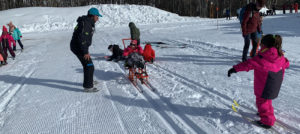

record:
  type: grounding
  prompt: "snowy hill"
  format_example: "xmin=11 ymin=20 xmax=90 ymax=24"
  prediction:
xmin=0 ymin=4 xmax=202 ymax=33
xmin=0 ymin=4 xmax=300 ymax=134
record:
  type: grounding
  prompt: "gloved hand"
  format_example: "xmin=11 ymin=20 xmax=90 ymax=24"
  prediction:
xmin=227 ymin=68 xmax=237 ymax=77
xmin=20 ymin=36 xmax=22 ymax=38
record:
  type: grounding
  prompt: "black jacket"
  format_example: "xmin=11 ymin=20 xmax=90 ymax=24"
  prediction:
xmin=108 ymin=45 xmax=123 ymax=61
xmin=70 ymin=16 xmax=95 ymax=55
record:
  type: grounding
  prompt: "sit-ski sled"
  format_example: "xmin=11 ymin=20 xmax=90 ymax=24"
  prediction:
xmin=122 ymin=38 xmax=155 ymax=93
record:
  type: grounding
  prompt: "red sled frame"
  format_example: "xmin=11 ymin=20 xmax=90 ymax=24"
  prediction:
xmin=122 ymin=38 xmax=149 ymax=86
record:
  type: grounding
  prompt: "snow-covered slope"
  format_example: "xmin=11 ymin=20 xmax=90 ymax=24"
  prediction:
xmin=0 ymin=4 xmax=201 ymax=33
xmin=0 ymin=5 xmax=300 ymax=134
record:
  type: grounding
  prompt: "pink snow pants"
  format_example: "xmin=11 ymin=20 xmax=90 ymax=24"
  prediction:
xmin=256 ymin=96 xmax=276 ymax=126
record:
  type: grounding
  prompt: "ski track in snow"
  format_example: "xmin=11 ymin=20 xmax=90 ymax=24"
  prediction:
xmin=0 ymin=68 xmax=36 ymax=113
xmin=1 ymin=8 xmax=300 ymax=134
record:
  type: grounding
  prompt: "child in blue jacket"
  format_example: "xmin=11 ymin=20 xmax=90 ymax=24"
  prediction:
xmin=7 ymin=22 xmax=24 ymax=51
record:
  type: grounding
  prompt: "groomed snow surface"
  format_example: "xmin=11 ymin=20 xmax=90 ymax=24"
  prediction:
xmin=0 ymin=5 xmax=300 ymax=134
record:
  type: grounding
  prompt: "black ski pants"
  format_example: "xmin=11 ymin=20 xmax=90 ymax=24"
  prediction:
xmin=71 ymin=49 xmax=94 ymax=88
xmin=242 ymin=32 xmax=258 ymax=61
xmin=15 ymin=40 xmax=24 ymax=50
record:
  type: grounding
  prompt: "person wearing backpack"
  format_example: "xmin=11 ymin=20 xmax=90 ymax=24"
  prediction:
xmin=240 ymin=0 xmax=265 ymax=62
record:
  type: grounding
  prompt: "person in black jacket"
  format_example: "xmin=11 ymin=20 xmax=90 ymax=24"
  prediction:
xmin=70 ymin=8 xmax=102 ymax=92
xmin=107 ymin=44 xmax=123 ymax=62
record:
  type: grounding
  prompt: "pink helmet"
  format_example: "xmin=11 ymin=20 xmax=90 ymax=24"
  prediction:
xmin=131 ymin=40 xmax=138 ymax=45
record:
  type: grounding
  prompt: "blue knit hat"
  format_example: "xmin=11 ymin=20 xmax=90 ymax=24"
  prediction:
xmin=88 ymin=8 xmax=102 ymax=17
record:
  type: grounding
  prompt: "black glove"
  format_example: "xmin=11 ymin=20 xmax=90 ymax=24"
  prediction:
xmin=227 ymin=68 xmax=237 ymax=77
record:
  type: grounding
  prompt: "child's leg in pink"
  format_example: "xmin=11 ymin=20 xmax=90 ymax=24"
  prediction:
xmin=256 ymin=96 xmax=276 ymax=126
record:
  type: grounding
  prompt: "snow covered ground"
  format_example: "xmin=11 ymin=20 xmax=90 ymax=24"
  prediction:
xmin=0 ymin=5 xmax=300 ymax=134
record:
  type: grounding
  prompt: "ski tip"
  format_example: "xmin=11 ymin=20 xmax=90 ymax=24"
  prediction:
xmin=232 ymin=104 xmax=238 ymax=112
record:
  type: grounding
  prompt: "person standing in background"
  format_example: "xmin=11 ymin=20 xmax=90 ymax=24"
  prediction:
xmin=7 ymin=22 xmax=24 ymax=51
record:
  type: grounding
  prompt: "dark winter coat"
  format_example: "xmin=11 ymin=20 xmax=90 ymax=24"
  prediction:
xmin=233 ymin=47 xmax=290 ymax=99
xmin=70 ymin=16 xmax=95 ymax=55
xmin=241 ymin=3 xmax=262 ymax=36
xmin=108 ymin=45 xmax=124 ymax=61
xmin=129 ymin=22 xmax=140 ymax=41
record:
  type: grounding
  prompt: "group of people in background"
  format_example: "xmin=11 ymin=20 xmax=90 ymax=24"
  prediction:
xmin=107 ymin=22 xmax=156 ymax=69
xmin=0 ymin=22 xmax=24 ymax=66
xmin=282 ymin=2 xmax=299 ymax=14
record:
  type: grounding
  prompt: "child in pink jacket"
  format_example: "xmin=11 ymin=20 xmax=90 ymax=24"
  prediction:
xmin=123 ymin=40 xmax=144 ymax=68
xmin=123 ymin=40 xmax=143 ymax=57
xmin=0 ymin=25 xmax=16 ymax=62
xmin=228 ymin=34 xmax=290 ymax=129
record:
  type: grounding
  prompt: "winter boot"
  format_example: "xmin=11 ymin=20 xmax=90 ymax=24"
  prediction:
xmin=84 ymin=87 xmax=99 ymax=92
xmin=255 ymin=121 xmax=272 ymax=129
xmin=2 ymin=61 xmax=7 ymax=65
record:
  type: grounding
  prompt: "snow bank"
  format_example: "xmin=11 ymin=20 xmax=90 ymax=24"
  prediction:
xmin=0 ymin=4 xmax=197 ymax=33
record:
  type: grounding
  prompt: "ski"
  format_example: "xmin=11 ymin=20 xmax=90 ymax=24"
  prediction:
xmin=131 ymin=80 xmax=143 ymax=93
xmin=143 ymin=81 xmax=155 ymax=92
xmin=231 ymin=100 xmax=281 ymax=134
xmin=122 ymin=73 xmax=143 ymax=93
xmin=232 ymin=100 xmax=296 ymax=133
xmin=84 ymin=87 xmax=99 ymax=92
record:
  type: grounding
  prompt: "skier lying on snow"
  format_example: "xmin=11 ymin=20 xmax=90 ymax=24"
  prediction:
xmin=123 ymin=40 xmax=144 ymax=69
xmin=106 ymin=44 xmax=124 ymax=62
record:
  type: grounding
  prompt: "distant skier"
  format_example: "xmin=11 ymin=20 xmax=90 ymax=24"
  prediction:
xmin=241 ymin=0 xmax=265 ymax=62
xmin=282 ymin=4 xmax=286 ymax=14
xmin=123 ymin=40 xmax=144 ymax=69
xmin=106 ymin=44 xmax=123 ymax=62
xmin=0 ymin=26 xmax=16 ymax=63
xmin=272 ymin=5 xmax=276 ymax=15
xmin=295 ymin=2 xmax=299 ymax=13
xmin=290 ymin=4 xmax=293 ymax=13
xmin=143 ymin=43 xmax=155 ymax=63
xmin=225 ymin=8 xmax=230 ymax=20
xmin=228 ymin=34 xmax=290 ymax=129
xmin=7 ymin=22 xmax=24 ymax=51
xmin=70 ymin=8 xmax=102 ymax=92
xmin=129 ymin=22 xmax=140 ymax=46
